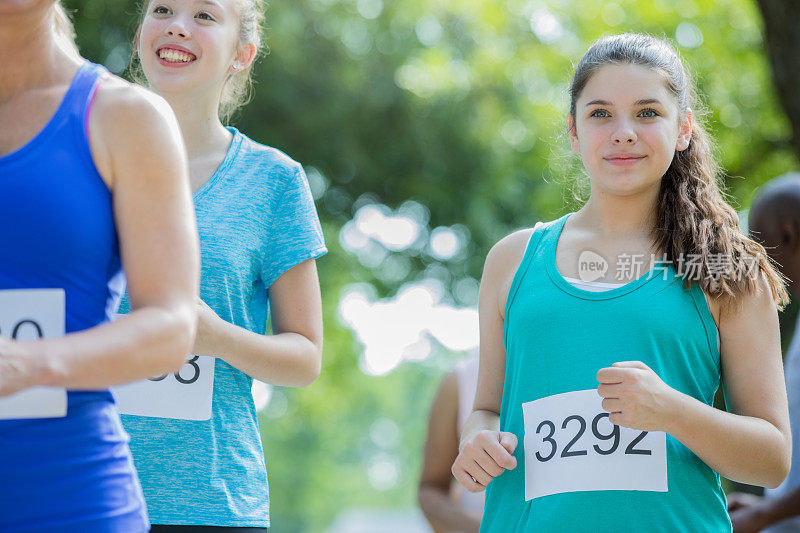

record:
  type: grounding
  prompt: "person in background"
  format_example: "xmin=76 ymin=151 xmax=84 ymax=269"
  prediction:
xmin=420 ymin=353 xmax=485 ymax=533
xmin=728 ymin=173 xmax=800 ymax=533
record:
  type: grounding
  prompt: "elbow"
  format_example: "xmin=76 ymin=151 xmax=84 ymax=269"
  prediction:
xmin=417 ymin=484 xmax=434 ymax=515
xmin=767 ymin=449 xmax=791 ymax=490
xmin=763 ymin=464 xmax=789 ymax=490
xmin=763 ymin=435 xmax=792 ymax=490
xmin=296 ymin=344 xmax=322 ymax=388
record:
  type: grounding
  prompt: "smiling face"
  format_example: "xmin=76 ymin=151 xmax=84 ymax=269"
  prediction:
xmin=138 ymin=0 xmax=244 ymax=99
xmin=569 ymin=63 xmax=692 ymax=198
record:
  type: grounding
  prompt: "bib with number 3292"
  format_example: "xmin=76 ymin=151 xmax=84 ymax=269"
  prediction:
xmin=0 ymin=289 xmax=67 ymax=420
xmin=522 ymin=389 xmax=667 ymax=501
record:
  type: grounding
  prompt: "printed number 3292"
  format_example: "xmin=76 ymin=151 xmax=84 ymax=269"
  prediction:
xmin=535 ymin=412 xmax=651 ymax=462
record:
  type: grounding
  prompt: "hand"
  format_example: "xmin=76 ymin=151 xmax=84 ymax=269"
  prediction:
xmin=728 ymin=492 xmax=763 ymax=513
xmin=596 ymin=361 xmax=679 ymax=432
xmin=451 ymin=430 xmax=517 ymax=493
xmin=727 ymin=493 xmax=771 ymax=533
xmin=193 ymin=298 xmax=222 ymax=357
xmin=0 ymin=337 xmax=40 ymax=397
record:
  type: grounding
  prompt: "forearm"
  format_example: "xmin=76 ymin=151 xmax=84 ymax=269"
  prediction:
xmin=419 ymin=485 xmax=481 ymax=533
xmin=34 ymin=305 xmax=194 ymax=389
xmin=460 ymin=409 xmax=501 ymax=450
xmin=668 ymin=392 xmax=790 ymax=488
xmin=755 ymin=485 xmax=800 ymax=526
xmin=209 ymin=320 xmax=321 ymax=387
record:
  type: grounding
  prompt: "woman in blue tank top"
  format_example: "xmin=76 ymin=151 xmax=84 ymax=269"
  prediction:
xmin=113 ymin=1 xmax=325 ymax=531
xmin=0 ymin=2 xmax=199 ymax=532
xmin=452 ymin=34 xmax=792 ymax=532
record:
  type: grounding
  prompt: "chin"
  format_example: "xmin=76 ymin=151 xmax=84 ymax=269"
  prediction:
xmin=596 ymin=178 xmax=659 ymax=198
xmin=144 ymin=73 xmax=194 ymax=94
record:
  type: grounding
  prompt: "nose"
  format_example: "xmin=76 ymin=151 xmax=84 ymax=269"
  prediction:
xmin=612 ymin=119 xmax=637 ymax=144
xmin=165 ymin=19 xmax=190 ymax=39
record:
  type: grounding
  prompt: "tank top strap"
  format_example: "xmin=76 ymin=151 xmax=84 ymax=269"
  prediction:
xmin=504 ymin=216 xmax=567 ymax=320
xmin=63 ymin=62 xmax=107 ymax=117
xmin=65 ymin=62 xmax=108 ymax=161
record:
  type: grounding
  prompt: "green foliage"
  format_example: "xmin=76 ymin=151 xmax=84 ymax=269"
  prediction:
xmin=65 ymin=0 xmax=798 ymax=530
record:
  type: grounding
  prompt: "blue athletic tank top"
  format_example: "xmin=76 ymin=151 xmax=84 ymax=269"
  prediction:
xmin=479 ymin=214 xmax=730 ymax=532
xmin=0 ymin=62 xmax=148 ymax=532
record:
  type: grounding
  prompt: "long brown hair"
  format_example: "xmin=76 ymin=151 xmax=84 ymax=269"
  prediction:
xmin=569 ymin=34 xmax=789 ymax=309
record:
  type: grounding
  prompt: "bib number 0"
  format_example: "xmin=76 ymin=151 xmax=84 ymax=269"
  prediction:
xmin=0 ymin=289 xmax=67 ymax=420
xmin=522 ymin=389 xmax=667 ymax=501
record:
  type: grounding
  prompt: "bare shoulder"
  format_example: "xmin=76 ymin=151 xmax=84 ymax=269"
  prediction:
xmin=88 ymin=75 xmax=183 ymax=188
xmin=721 ymin=273 xmax=778 ymax=325
xmin=91 ymin=75 xmax=174 ymax=127
xmin=484 ymin=228 xmax=536 ymax=280
xmin=483 ymin=227 xmax=537 ymax=317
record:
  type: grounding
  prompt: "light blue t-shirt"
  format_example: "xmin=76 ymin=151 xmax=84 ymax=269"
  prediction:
xmin=118 ymin=127 xmax=326 ymax=527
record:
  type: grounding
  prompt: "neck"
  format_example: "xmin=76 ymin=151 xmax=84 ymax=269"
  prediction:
xmin=579 ymin=183 xmax=661 ymax=240
xmin=160 ymin=92 xmax=231 ymax=158
xmin=0 ymin=10 xmax=80 ymax=99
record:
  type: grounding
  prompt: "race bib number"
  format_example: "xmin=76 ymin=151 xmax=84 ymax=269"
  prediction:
xmin=0 ymin=289 xmax=67 ymax=420
xmin=113 ymin=355 xmax=214 ymax=420
xmin=522 ymin=389 xmax=667 ymax=501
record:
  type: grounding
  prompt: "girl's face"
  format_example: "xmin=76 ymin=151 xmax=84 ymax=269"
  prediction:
xmin=569 ymin=63 xmax=692 ymax=198
xmin=138 ymin=0 xmax=242 ymax=98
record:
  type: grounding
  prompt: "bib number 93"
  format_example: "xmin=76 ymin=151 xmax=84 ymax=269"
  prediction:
xmin=148 ymin=355 xmax=202 ymax=385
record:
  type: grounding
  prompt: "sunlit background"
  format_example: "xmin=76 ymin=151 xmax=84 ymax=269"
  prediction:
xmin=67 ymin=0 xmax=799 ymax=530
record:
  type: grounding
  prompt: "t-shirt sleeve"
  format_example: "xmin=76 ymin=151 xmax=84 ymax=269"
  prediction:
xmin=261 ymin=163 xmax=327 ymax=287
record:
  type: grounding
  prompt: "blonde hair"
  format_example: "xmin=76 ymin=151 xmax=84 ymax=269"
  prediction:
xmin=131 ymin=0 xmax=267 ymax=124
xmin=53 ymin=2 xmax=79 ymax=54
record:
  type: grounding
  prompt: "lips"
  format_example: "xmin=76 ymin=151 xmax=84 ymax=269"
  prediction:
xmin=156 ymin=45 xmax=197 ymax=64
xmin=604 ymin=154 xmax=646 ymax=166
xmin=604 ymin=154 xmax=646 ymax=161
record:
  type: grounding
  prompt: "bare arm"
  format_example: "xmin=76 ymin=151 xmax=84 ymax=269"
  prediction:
xmin=597 ymin=276 xmax=790 ymax=488
xmin=671 ymin=278 xmax=790 ymax=488
xmin=193 ymin=258 xmax=323 ymax=387
xmin=728 ymin=488 xmax=800 ymax=532
xmin=0 ymin=80 xmax=199 ymax=393
xmin=452 ymin=229 xmax=533 ymax=492
xmin=419 ymin=371 xmax=481 ymax=533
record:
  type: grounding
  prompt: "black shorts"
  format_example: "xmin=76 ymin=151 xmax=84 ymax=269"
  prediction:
xmin=150 ymin=526 xmax=267 ymax=532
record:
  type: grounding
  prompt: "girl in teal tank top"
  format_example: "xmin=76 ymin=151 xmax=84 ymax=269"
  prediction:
xmin=452 ymin=34 xmax=792 ymax=533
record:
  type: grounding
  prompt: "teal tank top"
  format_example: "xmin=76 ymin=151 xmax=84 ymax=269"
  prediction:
xmin=480 ymin=214 xmax=730 ymax=533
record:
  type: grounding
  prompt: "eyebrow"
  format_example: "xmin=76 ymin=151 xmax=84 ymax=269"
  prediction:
xmin=197 ymin=0 xmax=222 ymax=7
xmin=585 ymin=98 xmax=664 ymax=107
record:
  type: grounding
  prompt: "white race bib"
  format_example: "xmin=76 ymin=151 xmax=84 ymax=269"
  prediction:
xmin=522 ymin=389 xmax=667 ymax=501
xmin=0 ymin=289 xmax=67 ymax=420
xmin=113 ymin=355 xmax=214 ymax=421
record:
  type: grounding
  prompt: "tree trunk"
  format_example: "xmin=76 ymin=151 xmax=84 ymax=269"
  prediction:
xmin=757 ymin=0 xmax=800 ymax=158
